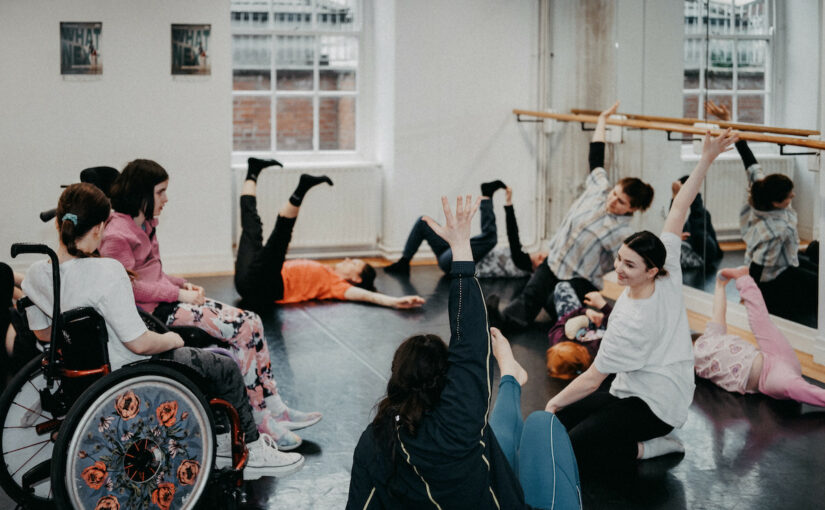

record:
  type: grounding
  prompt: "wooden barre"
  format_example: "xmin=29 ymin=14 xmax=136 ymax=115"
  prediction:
xmin=513 ymin=109 xmax=825 ymax=151
xmin=570 ymin=108 xmax=819 ymax=137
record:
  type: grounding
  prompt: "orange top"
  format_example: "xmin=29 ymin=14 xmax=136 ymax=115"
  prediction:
xmin=276 ymin=259 xmax=353 ymax=304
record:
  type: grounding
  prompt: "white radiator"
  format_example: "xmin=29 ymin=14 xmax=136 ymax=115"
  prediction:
xmin=682 ymin=155 xmax=794 ymax=241
xmin=233 ymin=165 xmax=381 ymax=254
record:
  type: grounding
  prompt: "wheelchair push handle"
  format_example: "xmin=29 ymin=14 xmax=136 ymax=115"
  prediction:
xmin=40 ymin=208 xmax=57 ymax=223
xmin=11 ymin=243 xmax=58 ymax=261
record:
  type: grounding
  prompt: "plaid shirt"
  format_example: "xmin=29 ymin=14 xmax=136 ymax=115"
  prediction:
xmin=740 ymin=163 xmax=799 ymax=282
xmin=545 ymin=167 xmax=632 ymax=289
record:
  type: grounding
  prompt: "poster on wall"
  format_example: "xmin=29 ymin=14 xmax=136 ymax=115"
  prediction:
xmin=60 ymin=22 xmax=102 ymax=75
xmin=171 ymin=24 xmax=211 ymax=75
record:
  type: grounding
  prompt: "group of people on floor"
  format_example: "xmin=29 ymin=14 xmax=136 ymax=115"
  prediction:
xmin=0 ymin=99 xmax=821 ymax=509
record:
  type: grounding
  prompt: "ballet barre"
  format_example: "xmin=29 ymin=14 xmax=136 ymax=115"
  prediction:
xmin=513 ymin=109 xmax=825 ymax=153
xmin=569 ymin=108 xmax=819 ymax=137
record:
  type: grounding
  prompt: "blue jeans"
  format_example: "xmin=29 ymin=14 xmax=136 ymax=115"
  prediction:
xmin=400 ymin=198 xmax=497 ymax=272
xmin=490 ymin=376 xmax=581 ymax=509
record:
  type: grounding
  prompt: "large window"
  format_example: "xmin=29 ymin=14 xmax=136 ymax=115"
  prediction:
xmin=683 ymin=0 xmax=772 ymax=124
xmin=231 ymin=0 xmax=361 ymax=154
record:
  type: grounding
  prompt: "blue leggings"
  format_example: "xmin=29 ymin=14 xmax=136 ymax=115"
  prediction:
xmin=490 ymin=376 xmax=581 ymax=509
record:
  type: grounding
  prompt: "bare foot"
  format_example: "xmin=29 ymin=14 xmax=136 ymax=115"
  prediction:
xmin=718 ymin=266 xmax=749 ymax=282
xmin=490 ymin=327 xmax=528 ymax=386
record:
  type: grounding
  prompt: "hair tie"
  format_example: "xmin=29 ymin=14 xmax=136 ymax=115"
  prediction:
xmin=61 ymin=213 xmax=78 ymax=226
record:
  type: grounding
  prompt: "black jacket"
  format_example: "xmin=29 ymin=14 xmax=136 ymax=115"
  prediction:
xmin=346 ymin=262 xmax=529 ymax=509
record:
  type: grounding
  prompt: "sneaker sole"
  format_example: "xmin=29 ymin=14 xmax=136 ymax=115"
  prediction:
xmin=243 ymin=455 xmax=305 ymax=480
xmin=276 ymin=436 xmax=302 ymax=451
xmin=278 ymin=415 xmax=323 ymax=431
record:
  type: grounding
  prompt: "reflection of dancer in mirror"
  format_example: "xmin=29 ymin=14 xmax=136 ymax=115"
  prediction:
xmin=694 ymin=266 xmax=825 ymax=406
xmin=706 ymin=100 xmax=815 ymax=320
xmin=544 ymin=128 xmax=739 ymax=470
xmin=234 ymin=158 xmax=425 ymax=310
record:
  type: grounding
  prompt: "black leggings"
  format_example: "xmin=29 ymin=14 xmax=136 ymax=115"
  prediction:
xmin=750 ymin=263 xmax=817 ymax=323
xmin=501 ymin=264 xmax=597 ymax=329
xmin=556 ymin=391 xmax=672 ymax=471
xmin=234 ymin=195 xmax=296 ymax=303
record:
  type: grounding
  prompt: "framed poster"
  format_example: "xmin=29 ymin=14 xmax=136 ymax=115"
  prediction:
xmin=171 ymin=24 xmax=211 ymax=75
xmin=60 ymin=22 xmax=102 ymax=75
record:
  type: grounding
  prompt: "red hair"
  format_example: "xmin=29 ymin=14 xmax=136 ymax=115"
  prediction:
xmin=546 ymin=342 xmax=592 ymax=380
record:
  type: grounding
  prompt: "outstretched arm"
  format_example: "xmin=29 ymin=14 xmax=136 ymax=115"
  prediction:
xmin=664 ymin=128 xmax=738 ymax=236
xmin=706 ymin=100 xmax=758 ymax=171
xmin=546 ymin=364 xmax=608 ymax=413
xmin=592 ymin=101 xmax=619 ymax=144
xmin=343 ymin=286 xmax=425 ymax=309
xmin=503 ymin=187 xmax=532 ymax=272
xmin=711 ymin=276 xmax=728 ymax=326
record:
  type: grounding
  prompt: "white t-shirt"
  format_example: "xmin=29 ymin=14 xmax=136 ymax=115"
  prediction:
xmin=593 ymin=232 xmax=695 ymax=427
xmin=22 ymin=257 xmax=150 ymax=371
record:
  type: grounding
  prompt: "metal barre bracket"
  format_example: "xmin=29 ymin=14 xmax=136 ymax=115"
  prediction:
xmin=516 ymin=114 xmax=543 ymax=123
xmin=667 ymin=131 xmax=694 ymax=142
xmin=778 ymin=144 xmax=817 ymax=156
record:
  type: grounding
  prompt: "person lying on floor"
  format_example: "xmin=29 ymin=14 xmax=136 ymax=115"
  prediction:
xmin=487 ymin=100 xmax=655 ymax=331
xmin=347 ymin=195 xmax=580 ymax=510
xmin=694 ymin=266 xmax=825 ymax=407
xmin=100 ymin=159 xmax=320 ymax=451
xmin=234 ymin=158 xmax=425 ymax=310
xmin=544 ymin=127 xmax=739 ymax=471
xmin=384 ymin=184 xmax=547 ymax=277
xmin=23 ymin=182 xmax=303 ymax=480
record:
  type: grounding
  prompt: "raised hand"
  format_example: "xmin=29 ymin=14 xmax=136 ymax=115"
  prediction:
xmin=701 ymin=127 xmax=739 ymax=163
xmin=704 ymin=100 xmax=731 ymax=121
xmin=423 ymin=195 xmax=481 ymax=262
xmin=600 ymin=100 xmax=620 ymax=118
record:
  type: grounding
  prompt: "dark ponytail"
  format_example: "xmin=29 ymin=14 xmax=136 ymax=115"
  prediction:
xmin=623 ymin=230 xmax=669 ymax=279
xmin=749 ymin=174 xmax=793 ymax=211
xmin=372 ymin=334 xmax=449 ymax=448
xmin=57 ymin=183 xmax=111 ymax=258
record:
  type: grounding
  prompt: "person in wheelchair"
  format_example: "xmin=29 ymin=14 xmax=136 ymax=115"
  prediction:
xmin=21 ymin=183 xmax=303 ymax=480
xmin=100 ymin=159 xmax=320 ymax=451
xmin=0 ymin=262 xmax=41 ymax=383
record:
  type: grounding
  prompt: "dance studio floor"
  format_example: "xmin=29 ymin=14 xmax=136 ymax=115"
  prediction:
xmin=3 ymin=265 xmax=824 ymax=509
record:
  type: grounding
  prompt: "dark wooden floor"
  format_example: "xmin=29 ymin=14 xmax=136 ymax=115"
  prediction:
xmin=3 ymin=265 xmax=824 ymax=509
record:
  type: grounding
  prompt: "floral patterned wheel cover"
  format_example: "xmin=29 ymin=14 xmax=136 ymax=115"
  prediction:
xmin=65 ymin=375 xmax=213 ymax=510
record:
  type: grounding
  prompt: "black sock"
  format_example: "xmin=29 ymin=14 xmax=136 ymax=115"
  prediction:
xmin=246 ymin=158 xmax=283 ymax=182
xmin=289 ymin=174 xmax=333 ymax=206
xmin=481 ymin=180 xmax=506 ymax=198
xmin=384 ymin=257 xmax=411 ymax=274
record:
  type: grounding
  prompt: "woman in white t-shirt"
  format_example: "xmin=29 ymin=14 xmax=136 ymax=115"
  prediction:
xmin=22 ymin=183 xmax=303 ymax=479
xmin=545 ymin=128 xmax=739 ymax=470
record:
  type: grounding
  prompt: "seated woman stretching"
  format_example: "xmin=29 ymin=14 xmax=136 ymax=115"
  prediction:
xmin=22 ymin=183 xmax=302 ymax=478
xmin=694 ymin=266 xmax=825 ymax=406
xmin=100 ymin=159 xmax=320 ymax=450
xmin=545 ymin=128 xmax=740 ymax=470
xmin=347 ymin=196 xmax=580 ymax=510
xmin=233 ymin=159 xmax=425 ymax=309
xmin=706 ymin=100 xmax=815 ymax=321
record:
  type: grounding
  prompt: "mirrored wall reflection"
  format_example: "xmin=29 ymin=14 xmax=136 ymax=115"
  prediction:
xmin=677 ymin=0 xmax=819 ymax=329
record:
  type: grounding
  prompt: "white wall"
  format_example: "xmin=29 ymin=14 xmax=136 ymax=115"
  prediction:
xmin=0 ymin=0 xmax=232 ymax=274
xmin=380 ymin=0 xmax=540 ymax=255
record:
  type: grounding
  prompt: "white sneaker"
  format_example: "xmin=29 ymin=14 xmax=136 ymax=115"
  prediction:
xmin=216 ymin=432 xmax=304 ymax=479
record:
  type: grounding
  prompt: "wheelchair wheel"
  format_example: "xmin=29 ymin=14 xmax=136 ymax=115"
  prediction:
xmin=51 ymin=363 xmax=215 ymax=510
xmin=0 ymin=354 xmax=57 ymax=508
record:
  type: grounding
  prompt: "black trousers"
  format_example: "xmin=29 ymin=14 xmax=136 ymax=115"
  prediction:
xmin=556 ymin=391 xmax=672 ymax=471
xmin=234 ymin=195 xmax=296 ymax=303
xmin=750 ymin=263 xmax=817 ymax=323
xmin=501 ymin=264 xmax=597 ymax=329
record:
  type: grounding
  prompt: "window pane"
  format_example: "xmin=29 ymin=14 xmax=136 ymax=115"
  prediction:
xmin=738 ymin=95 xmax=765 ymax=124
xmin=737 ymin=39 xmax=766 ymax=90
xmin=231 ymin=1 xmax=270 ymax=29
xmin=234 ymin=96 xmax=271 ymax=150
xmin=708 ymin=0 xmax=733 ymax=35
xmin=707 ymin=39 xmax=733 ymax=90
xmin=683 ymin=93 xmax=700 ymax=119
xmin=320 ymin=70 xmax=355 ymax=91
xmin=276 ymin=35 xmax=315 ymax=67
xmin=319 ymin=97 xmax=355 ymax=150
xmin=316 ymin=0 xmax=358 ymax=31
xmin=734 ymin=0 xmax=770 ymax=35
xmin=320 ymin=36 xmax=357 ymax=66
xmin=233 ymin=35 xmax=271 ymax=90
xmin=277 ymin=70 xmax=313 ymax=90
xmin=683 ymin=0 xmax=706 ymax=35
xmin=684 ymin=38 xmax=702 ymax=88
xmin=272 ymin=0 xmax=313 ymax=30
xmin=277 ymin=97 xmax=313 ymax=150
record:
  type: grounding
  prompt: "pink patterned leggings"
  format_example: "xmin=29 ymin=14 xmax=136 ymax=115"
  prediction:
xmin=737 ymin=275 xmax=825 ymax=407
xmin=162 ymin=298 xmax=278 ymax=412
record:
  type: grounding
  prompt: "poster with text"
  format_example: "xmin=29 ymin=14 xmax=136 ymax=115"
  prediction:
xmin=60 ymin=22 xmax=102 ymax=75
xmin=171 ymin=24 xmax=211 ymax=75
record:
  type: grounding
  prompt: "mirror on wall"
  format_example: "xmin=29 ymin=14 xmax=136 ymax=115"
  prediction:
xmin=678 ymin=0 xmax=819 ymax=329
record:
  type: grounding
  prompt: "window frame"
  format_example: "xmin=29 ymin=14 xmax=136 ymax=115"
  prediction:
xmin=683 ymin=0 xmax=774 ymax=125
xmin=230 ymin=0 xmax=366 ymax=164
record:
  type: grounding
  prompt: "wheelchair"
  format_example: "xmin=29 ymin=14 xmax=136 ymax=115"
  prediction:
xmin=0 ymin=244 xmax=248 ymax=509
